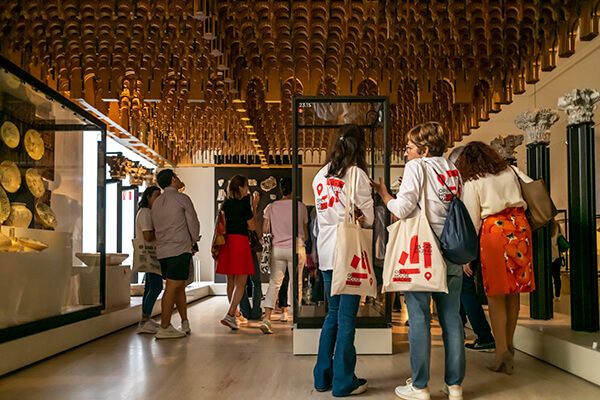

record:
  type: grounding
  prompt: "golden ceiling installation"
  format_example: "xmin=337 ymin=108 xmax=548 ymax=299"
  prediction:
xmin=0 ymin=0 xmax=598 ymax=165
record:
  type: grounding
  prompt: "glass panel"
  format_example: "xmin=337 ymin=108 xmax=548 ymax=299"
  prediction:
xmin=293 ymin=97 xmax=390 ymax=328
xmin=0 ymin=61 xmax=104 ymax=332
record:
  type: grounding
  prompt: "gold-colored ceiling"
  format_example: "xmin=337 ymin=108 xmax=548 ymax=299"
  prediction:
xmin=0 ymin=0 xmax=598 ymax=166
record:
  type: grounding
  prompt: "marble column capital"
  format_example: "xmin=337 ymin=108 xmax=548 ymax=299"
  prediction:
xmin=514 ymin=109 xmax=559 ymax=145
xmin=557 ymin=88 xmax=600 ymax=125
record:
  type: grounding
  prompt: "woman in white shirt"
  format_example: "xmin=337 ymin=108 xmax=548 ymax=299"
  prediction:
xmin=372 ymin=122 xmax=465 ymax=400
xmin=312 ymin=124 xmax=373 ymax=397
xmin=134 ymin=186 xmax=163 ymax=334
xmin=456 ymin=141 xmax=534 ymax=375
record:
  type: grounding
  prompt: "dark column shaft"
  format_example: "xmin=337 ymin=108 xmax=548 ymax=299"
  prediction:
xmin=527 ymin=144 xmax=553 ymax=320
xmin=567 ymin=122 xmax=599 ymax=332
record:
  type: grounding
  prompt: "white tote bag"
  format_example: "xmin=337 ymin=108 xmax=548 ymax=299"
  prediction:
xmin=382 ymin=163 xmax=448 ymax=293
xmin=132 ymin=237 xmax=162 ymax=275
xmin=331 ymin=167 xmax=377 ymax=297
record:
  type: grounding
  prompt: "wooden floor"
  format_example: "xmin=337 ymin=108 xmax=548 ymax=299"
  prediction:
xmin=1 ymin=296 xmax=599 ymax=400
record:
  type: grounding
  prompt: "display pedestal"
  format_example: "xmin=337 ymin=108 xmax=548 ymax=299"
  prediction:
xmin=293 ymin=327 xmax=392 ymax=355
xmin=566 ymin=122 xmax=599 ymax=332
xmin=527 ymin=143 xmax=553 ymax=320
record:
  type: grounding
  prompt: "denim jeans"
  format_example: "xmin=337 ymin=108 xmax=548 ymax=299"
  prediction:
xmin=313 ymin=270 xmax=362 ymax=397
xmin=240 ymin=251 xmax=263 ymax=319
xmin=141 ymin=273 xmax=163 ymax=318
xmin=404 ymin=272 xmax=465 ymax=389
xmin=460 ymin=270 xmax=494 ymax=344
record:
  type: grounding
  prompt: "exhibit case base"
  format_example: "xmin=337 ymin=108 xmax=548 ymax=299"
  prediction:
xmin=293 ymin=326 xmax=392 ymax=355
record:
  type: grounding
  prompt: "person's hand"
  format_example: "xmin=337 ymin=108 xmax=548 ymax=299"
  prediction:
xmin=354 ymin=207 xmax=365 ymax=223
xmin=463 ymin=263 xmax=473 ymax=277
xmin=251 ymin=191 xmax=260 ymax=208
xmin=370 ymin=177 xmax=387 ymax=197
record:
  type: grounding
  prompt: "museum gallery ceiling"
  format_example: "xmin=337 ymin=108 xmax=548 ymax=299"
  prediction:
xmin=0 ymin=0 xmax=599 ymax=165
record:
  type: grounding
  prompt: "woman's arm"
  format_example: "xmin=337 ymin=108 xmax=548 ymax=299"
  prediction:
xmin=142 ymin=230 xmax=155 ymax=242
xmin=262 ymin=217 xmax=270 ymax=233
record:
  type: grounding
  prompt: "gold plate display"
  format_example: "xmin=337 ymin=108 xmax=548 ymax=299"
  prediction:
xmin=25 ymin=168 xmax=45 ymax=198
xmin=0 ymin=160 xmax=21 ymax=193
xmin=18 ymin=237 xmax=49 ymax=251
xmin=0 ymin=186 xmax=9 ymax=224
xmin=35 ymin=202 xmax=57 ymax=228
xmin=24 ymin=129 xmax=44 ymax=160
xmin=1 ymin=121 xmax=20 ymax=148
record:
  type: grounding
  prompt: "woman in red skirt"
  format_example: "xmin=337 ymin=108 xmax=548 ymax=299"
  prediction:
xmin=216 ymin=175 xmax=259 ymax=329
xmin=456 ymin=142 xmax=535 ymax=375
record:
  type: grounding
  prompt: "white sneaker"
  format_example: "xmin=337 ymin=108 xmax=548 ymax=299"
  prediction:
xmin=279 ymin=312 xmax=288 ymax=322
xmin=221 ymin=313 xmax=238 ymax=330
xmin=236 ymin=314 xmax=248 ymax=325
xmin=148 ymin=319 xmax=161 ymax=328
xmin=395 ymin=379 xmax=430 ymax=400
xmin=260 ymin=318 xmax=273 ymax=334
xmin=180 ymin=320 xmax=191 ymax=334
xmin=136 ymin=320 xmax=158 ymax=334
xmin=155 ymin=324 xmax=186 ymax=339
xmin=443 ymin=384 xmax=463 ymax=400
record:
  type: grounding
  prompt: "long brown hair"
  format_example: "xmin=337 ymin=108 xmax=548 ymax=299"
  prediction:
xmin=228 ymin=175 xmax=248 ymax=199
xmin=455 ymin=141 xmax=509 ymax=182
xmin=326 ymin=124 xmax=367 ymax=178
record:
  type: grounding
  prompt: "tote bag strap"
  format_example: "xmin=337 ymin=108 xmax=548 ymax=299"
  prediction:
xmin=343 ymin=166 xmax=358 ymax=223
xmin=417 ymin=160 xmax=429 ymax=215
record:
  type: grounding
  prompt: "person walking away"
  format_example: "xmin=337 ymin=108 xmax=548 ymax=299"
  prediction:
xmin=313 ymin=124 xmax=373 ymax=397
xmin=372 ymin=122 xmax=465 ymax=400
xmin=260 ymin=177 xmax=308 ymax=334
xmin=152 ymin=170 xmax=201 ymax=339
xmin=216 ymin=175 xmax=259 ymax=330
xmin=456 ymin=141 xmax=535 ymax=374
xmin=135 ymin=186 xmax=163 ymax=334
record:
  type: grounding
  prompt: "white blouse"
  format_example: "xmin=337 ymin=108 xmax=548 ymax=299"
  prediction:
xmin=462 ymin=166 xmax=531 ymax=231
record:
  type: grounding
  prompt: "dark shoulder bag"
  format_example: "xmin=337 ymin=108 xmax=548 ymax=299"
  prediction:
xmin=511 ymin=166 xmax=558 ymax=231
xmin=433 ymin=169 xmax=479 ymax=265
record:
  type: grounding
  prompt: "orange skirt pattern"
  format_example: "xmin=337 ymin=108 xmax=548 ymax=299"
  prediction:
xmin=480 ymin=207 xmax=535 ymax=296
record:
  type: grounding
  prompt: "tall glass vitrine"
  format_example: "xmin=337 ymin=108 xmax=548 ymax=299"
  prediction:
xmin=292 ymin=96 xmax=391 ymax=329
xmin=0 ymin=56 xmax=106 ymax=343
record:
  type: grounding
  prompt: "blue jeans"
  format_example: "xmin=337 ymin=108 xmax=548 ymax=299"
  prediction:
xmin=240 ymin=251 xmax=263 ymax=319
xmin=142 ymin=273 xmax=163 ymax=318
xmin=404 ymin=273 xmax=465 ymax=389
xmin=460 ymin=270 xmax=494 ymax=344
xmin=313 ymin=270 xmax=362 ymax=397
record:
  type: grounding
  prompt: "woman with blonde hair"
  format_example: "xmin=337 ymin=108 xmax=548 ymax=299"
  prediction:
xmin=216 ymin=175 xmax=259 ymax=330
xmin=372 ymin=122 xmax=465 ymax=400
xmin=455 ymin=141 xmax=535 ymax=374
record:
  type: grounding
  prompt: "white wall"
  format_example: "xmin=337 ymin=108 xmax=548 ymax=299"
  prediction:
xmin=449 ymin=35 xmax=600 ymax=211
xmin=175 ymin=166 xmax=215 ymax=282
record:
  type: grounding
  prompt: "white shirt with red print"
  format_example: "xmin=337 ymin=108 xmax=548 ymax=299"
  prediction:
xmin=386 ymin=157 xmax=462 ymax=238
xmin=312 ymin=164 xmax=374 ymax=271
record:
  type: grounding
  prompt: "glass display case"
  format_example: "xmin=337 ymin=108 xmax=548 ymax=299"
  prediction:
xmin=0 ymin=56 xmax=106 ymax=343
xmin=292 ymin=96 xmax=391 ymax=329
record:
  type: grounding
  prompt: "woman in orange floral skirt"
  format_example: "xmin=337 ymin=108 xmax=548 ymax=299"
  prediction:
xmin=456 ymin=142 xmax=535 ymax=375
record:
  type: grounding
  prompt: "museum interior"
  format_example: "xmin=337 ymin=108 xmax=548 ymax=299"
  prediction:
xmin=1 ymin=1 xmax=600 ymax=399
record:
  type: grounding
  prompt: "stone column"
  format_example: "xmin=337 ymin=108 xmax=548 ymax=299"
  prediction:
xmin=515 ymin=109 xmax=559 ymax=320
xmin=558 ymin=89 xmax=600 ymax=332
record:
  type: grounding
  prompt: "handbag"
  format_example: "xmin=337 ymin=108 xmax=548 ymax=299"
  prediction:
xmin=260 ymin=215 xmax=273 ymax=273
xmin=211 ymin=210 xmax=226 ymax=261
xmin=511 ymin=166 xmax=558 ymax=231
xmin=331 ymin=166 xmax=377 ymax=297
xmin=131 ymin=237 xmax=162 ymax=275
xmin=557 ymin=234 xmax=569 ymax=253
xmin=248 ymin=230 xmax=262 ymax=252
xmin=430 ymin=166 xmax=479 ymax=265
xmin=382 ymin=162 xmax=448 ymax=293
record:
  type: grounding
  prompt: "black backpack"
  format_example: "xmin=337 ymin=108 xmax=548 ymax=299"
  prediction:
xmin=433 ymin=169 xmax=479 ymax=265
